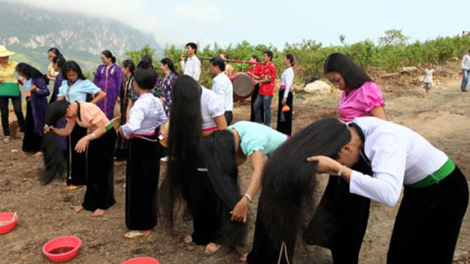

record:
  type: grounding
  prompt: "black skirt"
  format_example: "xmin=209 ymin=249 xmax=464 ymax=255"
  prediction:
xmin=22 ymin=99 xmax=42 ymax=153
xmin=126 ymin=135 xmax=160 ymax=230
xmin=82 ymin=128 xmax=117 ymax=211
xmin=276 ymin=89 xmax=293 ymax=136
xmin=387 ymin=166 xmax=469 ymax=264
xmin=66 ymin=125 xmax=88 ymax=186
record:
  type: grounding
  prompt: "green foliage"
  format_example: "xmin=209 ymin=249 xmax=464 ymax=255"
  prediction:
xmin=378 ymin=29 xmax=410 ymax=46
xmin=123 ymin=45 xmax=158 ymax=68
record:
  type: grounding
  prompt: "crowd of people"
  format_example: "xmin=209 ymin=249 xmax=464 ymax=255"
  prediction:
xmin=0 ymin=43 xmax=468 ymax=263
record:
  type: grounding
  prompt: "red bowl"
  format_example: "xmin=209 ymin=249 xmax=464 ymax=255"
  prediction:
xmin=42 ymin=236 xmax=81 ymax=263
xmin=0 ymin=212 xmax=19 ymax=235
xmin=122 ymin=257 xmax=160 ymax=264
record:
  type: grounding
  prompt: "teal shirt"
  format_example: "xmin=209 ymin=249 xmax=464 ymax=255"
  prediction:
xmin=58 ymin=79 xmax=101 ymax=102
xmin=228 ymin=121 xmax=288 ymax=156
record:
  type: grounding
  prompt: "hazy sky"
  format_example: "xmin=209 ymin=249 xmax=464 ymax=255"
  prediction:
xmin=7 ymin=0 xmax=467 ymax=49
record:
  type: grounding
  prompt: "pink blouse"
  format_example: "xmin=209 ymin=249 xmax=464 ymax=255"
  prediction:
xmin=337 ymin=82 xmax=385 ymax=122
xmin=74 ymin=102 xmax=111 ymax=129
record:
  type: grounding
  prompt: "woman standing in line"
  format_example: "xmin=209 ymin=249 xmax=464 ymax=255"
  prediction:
xmin=16 ymin=63 xmax=49 ymax=156
xmin=276 ymin=54 xmax=295 ymax=136
xmin=94 ymin=50 xmax=123 ymax=119
xmin=57 ymin=61 xmax=105 ymax=190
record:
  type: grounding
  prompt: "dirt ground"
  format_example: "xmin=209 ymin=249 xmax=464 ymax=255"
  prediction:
xmin=1 ymin=75 xmax=470 ymax=264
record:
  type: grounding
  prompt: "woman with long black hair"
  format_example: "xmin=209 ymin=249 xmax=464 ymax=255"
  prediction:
xmin=119 ymin=67 xmax=167 ymax=238
xmin=307 ymin=52 xmax=387 ymax=264
xmin=49 ymin=55 xmax=66 ymax=104
xmin=57 ymin=61 xmax=105 ymax=190
xmin=276 ymin=54 xmax=295 ymax=135
xmin=94 ymin=50 xmax=123 ymax=119
xmin=43 ymin=100 xmax=117 ymax=217
xmin=250 ymin=117 xmax=468 ymax=264
xmin=115 ymin=59 xmax=136 ymax=160
xmin=159 ymin=75 xmax=228 ymax=255
xmin=16 ymin=63 xmax=49 ymax=156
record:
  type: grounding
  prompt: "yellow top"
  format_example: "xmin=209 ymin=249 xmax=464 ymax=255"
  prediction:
xmin=0 ymin=60 xmax=18 ymax=82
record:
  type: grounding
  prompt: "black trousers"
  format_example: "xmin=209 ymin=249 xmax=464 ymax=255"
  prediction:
xmin=224 ymin=111 xmax=233 ymax=126
xmin=125 ymin=136 xmax=160 ymax=230
xmin=387 ymin=166 xmax=468 ymax=264
xmin=276 ymin=89 xmax=293 ymax=136
xmin=0 ymin=95 xmax=25 ymax=137
xmin=22 ymin=99 xmax=42 ymax=153
xmin=250 ymin=84 xmax=263 ymax=123
xmin=82 ymin=129 xmax=116 ymax=211
xmin=66 ymin=125 xmax=88 ymax=186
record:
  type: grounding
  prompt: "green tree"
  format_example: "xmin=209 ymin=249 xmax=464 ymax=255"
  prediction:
xmin=379 ymin=29 xmax=409 ymax=46
xmin=124 ymin=45 xmax=157 ymax=67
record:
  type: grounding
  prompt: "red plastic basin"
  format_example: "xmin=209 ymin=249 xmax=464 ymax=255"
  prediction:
xmin=42 ymin=236 xmax=81 ymax=263
xmin=0 ymin=212 xmax=19 ymax=235
xmin=122 ymin=257 xmax=160 ymax=264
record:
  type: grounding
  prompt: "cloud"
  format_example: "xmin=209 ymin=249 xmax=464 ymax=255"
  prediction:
xmin=5 ymin=0 xmax=230 ymax=47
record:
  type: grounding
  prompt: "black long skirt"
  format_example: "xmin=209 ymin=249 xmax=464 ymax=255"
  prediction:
xmin=82 ymin=128 xmax=116 ymax=211
xmin=126 ymin=136 xmax=160 ymax=230
xmin=250 ymin=84 xmax=264 ymax=123
xmin=22 ymin=99 xmax=42 ymax=153
xmin=276 ymin=89 xmax=293 ymax=136
xmin=66 ymin=125 xmax=88 ymax=186
xmin=387 ymin=166 xmax=468 ymax=264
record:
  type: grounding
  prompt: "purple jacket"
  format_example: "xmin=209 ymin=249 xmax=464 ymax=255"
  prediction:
xmin=94 ymin=63 xmax=123 ymax=119
xmin=30 ymin=78 xmax=50 ymax=135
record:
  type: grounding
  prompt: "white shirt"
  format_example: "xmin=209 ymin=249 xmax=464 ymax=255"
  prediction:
xmin=424 ymin=69 xmax=434 ymax=83
xmin=280 ymin=67 xmax=294 ymax=98
xmin=121 ymin=93 xmax=168 ymax=136
xmin=211 ymin=72 xmax=233 ymax=111
xmin=201 ymin=86 xmax=225 ymax=130
xmin=461 ymin=54 xmax=470 ymax=70
xmin=348 ymin=117 xmax=448 ymax=207
xmin=181 ymin=55 xmax=201 ymax=81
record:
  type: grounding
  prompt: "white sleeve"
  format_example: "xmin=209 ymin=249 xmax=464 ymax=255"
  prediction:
xmin=180 ymin=60 xmax=186 ymax=74
xmin=283 ymin=70 xmax=294 ymax=98
xmin=208 ymin=92 xmax=225 ymax=118
xmin=462 ymin=56 xmax=467 ymax=69
xmin=193 ymin=59 xmax=201 ymax=81
xmin=121 ymin=101 xmax=144 ymax=136
xmin=349 ymin=134 xmax=407 ymax=207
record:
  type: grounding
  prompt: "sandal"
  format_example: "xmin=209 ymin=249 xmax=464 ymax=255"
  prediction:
xmin=125 ymin=230 xmax=151 ymax=239
xmin=66 ymin=185 xmax=84 ymax=191
xmin=3 ymin=136 xmax=10 ymax=144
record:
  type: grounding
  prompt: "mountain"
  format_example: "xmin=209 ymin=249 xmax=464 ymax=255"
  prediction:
xmin=0 ymin=1 xmax=162 ymax=73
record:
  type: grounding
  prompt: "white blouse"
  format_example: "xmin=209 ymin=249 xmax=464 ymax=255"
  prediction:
xmin=121 ymin=93 xmax=167 ymax=136
xmin=280 ymin=67 xmax=294 ymax=98
xmin=200 ymin=86 xmax=225 ymax=130
xmin=349 ymin=117 xmax=448 ymax=207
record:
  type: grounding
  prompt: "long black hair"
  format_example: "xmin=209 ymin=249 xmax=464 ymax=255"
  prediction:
xmin=201 ymin=130 xmax=247 ymax=249
xmin=286 ymin=53 xmax=296 ymax=68
xmin=48 ymin=47 xmax=62 ymax=57
xmin=102 ymin=50 xmax=116 ymax=64
xmin=62 ymin=61 xmax=87 ymax=82
xmin=41 ymin=100 xmax=70 ymax=184
xmin=122 ymin=59 xmax=136 ymax=75
xmin=324 ymin=53 xmax=373 ymax=89
xmin=159 ymin=75 xmax=203 ymax=228
xmin=260 ymin=118 xmax=351 ymax=252
xmin=160 ymin=58 xmax=176 ymax=74
xmin=16 ymin=63 xmax=49 ymax=85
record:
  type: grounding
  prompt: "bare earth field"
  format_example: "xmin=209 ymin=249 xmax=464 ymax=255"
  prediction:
xmin=1 ymin=77 xmax=469 ymax=264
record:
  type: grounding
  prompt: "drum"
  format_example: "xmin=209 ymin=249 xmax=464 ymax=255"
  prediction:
xmin=231 ymin=72 xmax=254 ymax=101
